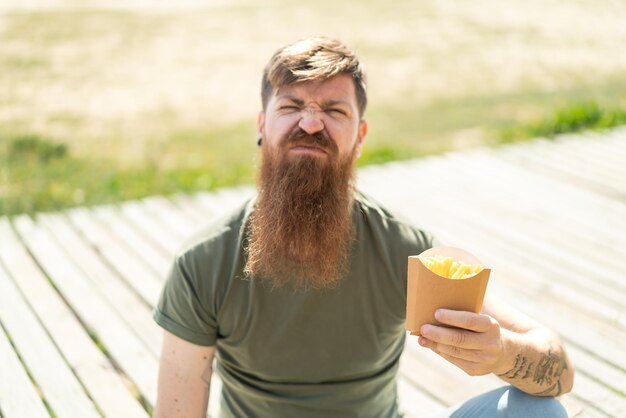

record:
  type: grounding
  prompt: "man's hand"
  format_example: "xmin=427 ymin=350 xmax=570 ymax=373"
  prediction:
xmin=418 ymin=308 xmax=509 ymax=376
xmin=417 ymin=299 xmax=575 ymax=397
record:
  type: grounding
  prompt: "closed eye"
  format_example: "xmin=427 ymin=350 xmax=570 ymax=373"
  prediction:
xmin=328 ymin=108 xmax=347 ymax=116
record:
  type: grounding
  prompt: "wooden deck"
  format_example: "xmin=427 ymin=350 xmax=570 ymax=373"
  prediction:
xmin=1 ymin=127 xmax=625 ymax=418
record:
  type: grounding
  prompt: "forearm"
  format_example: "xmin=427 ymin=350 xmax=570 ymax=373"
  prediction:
xmin=154 ymin=332 xmax=215 ymax=418
xmin=495 ymin=327 xmax=574 ymax=396
xmin=154 ymin=363 xmax=211 ymax=418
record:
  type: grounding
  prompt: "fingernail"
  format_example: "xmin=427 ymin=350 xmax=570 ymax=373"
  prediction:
xmin=434 ymin=310 xmax=442 ymax=320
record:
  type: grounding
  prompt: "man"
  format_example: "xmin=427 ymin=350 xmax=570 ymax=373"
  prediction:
xmin=153 ymin=37 xmax=574 ymax=418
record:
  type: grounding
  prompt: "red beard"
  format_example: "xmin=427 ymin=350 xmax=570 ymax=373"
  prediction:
xmin=244 ymin=129 xmax=358 ymax=290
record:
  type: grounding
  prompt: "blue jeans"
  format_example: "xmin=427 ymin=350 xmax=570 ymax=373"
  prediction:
xmin=430 ymin=386 xmax=568 ymax=418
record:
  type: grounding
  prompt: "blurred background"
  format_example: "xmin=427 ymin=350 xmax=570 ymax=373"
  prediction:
xmin=2 ymin=0 xmax=626 ymax=215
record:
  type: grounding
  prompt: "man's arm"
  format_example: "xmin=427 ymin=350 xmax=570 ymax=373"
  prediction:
xmin=417 ymin=295 xmax=575 ymax=396
xmin=154 ymin=330 xmax=216 ymax=418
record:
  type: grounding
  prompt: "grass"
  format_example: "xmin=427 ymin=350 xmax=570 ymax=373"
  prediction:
xmin=499 ymin=101 xmax=626 ymax=143
xmin=0 ymin=129 xmax=256 ymax=215
xmin=1 ymin=2 xmax=626 ymax=216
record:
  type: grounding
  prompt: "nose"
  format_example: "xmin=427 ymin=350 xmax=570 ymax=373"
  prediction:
xmin=298 ymin=109 xmax=325 ymax=135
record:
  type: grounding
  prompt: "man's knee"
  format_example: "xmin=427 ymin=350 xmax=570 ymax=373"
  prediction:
xmin=501 ymin=387 xmax=568 ymax=418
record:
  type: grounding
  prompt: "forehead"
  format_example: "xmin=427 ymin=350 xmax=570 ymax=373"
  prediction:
xmin=272 ymin=74 xmax=357 ymax=106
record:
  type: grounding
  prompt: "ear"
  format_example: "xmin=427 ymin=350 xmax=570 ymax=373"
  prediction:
xmin=257 ymin=111 xmax=265 ymax=138
xmin=355 ymin=119 xmax=368 ymax=158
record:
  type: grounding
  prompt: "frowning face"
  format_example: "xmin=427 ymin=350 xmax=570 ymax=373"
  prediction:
xmin=258 ymin=74 xmax=367 ymax=163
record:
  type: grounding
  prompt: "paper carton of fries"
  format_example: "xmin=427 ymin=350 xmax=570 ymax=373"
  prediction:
xmin=406 ymin=246 xmax=491 ymax=336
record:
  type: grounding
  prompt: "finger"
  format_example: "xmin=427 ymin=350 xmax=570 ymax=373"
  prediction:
xmin=420 ymin=324 xmax=483 ymax=349
xmin=435 ymin=309 xmax=494 ymax=333
xmin=419 ymin=336 xmax=485 ymax=362
xmin=437 ymin=352 xmax=487 ymax=377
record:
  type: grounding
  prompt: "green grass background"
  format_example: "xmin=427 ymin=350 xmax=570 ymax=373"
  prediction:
xmin=2 ymin=1 xmax=626 ymax=215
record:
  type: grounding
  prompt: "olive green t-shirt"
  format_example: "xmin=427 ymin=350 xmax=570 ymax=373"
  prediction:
xmin=154 ymin=191 xmax=438 ymax=418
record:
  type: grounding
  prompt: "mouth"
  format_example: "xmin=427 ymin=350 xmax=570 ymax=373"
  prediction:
xmin=288 ymin=145 xmax=328 ymax=155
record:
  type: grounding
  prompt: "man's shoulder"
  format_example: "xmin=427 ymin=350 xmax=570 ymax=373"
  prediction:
xmin=354 ymin=189 xmax=439 ymax=248
xmin=354 ymin=189 xmax=417 ymax=229
xmin=174 ymin=195 xmax=255 ymax=261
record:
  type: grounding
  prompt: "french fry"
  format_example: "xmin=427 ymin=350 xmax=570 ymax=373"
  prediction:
xmin=418 ymin=255 xmax=483 ymax=280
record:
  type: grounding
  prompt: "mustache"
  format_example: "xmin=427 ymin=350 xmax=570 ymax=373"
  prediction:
xmin=279 ymin=128 xmax=338 ymax=154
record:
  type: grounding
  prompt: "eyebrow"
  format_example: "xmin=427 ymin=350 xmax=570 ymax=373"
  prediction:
xmin=278 ymin=95 xmax=351 ymax=108
xmin=278 ymin=95 xmax=305 ymax=106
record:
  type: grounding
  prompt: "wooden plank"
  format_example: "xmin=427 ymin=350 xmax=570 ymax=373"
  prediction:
xmin=140 ymin=195 xmax=198 ymax=240
xmin=39 ymin=213 xmax=162 ymax=356
xmin=447 ymin=151 xmax=626 ymax=274
xmin=468 ymin=156 xmax=626 ymax=274
xmin=397 ymin=375 xmax=445 ymax=418
xmin=0 ymin=297 xmax=50 ymax=418
xmin=0 ymin=219 xmax=150 ymax=418
xmin=169 ymin=193 xmax=213 ymax=225
xmin=525 ymin=137 xmax=626 ymax=189
xmin=93 ymin=205 xmax=171 ymax=277
xmin=566 ymin=343 xmax=626 ymax=402
xmin=565 ymin=372 xmax=626 ymax=418
xmin=401 ymin=340 xmax=502 ymax=406
xmin=12 ymin=215 xmax=159 ymax=408
xmin=604 ymin=128 xmax=626 ymax=153
xmin=438 ymin=173 xmax=626 ymax=316
xmin=184 ymin=192 xmax=225 ymax=222
xmin=550 ymin=133 xmax=626 ymax=173
xmin=193 ymin=187 xmax=253 ymax=216
xmin=479 ymin=145 xmax=626 ymax=222
xmin=190 ymin=191 xmax=221 ymax=216
xmin=420 ymin=149 xmax=626 ymax=248
xmin=549 ymin=135 xmax=626 ymax=179
xmin=427 ymin=189 xmax=626 ymax=316
xmin=66 ymin=207 xmax=164 ymax=306
xmin=119 ymin=200 xmax=180 ymax=256
xmin=496 ymin=144 xmax=626 ymax=199
xmin=0 ymin=242 xmax=101 ymax=418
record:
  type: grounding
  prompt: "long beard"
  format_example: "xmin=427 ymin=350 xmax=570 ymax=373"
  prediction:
xmin=244 ymin=131 xmax=358 ymax=290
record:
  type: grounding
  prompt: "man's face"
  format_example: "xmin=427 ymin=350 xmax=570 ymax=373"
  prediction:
xmin=258 ymin=74 xmax=367 ymax=162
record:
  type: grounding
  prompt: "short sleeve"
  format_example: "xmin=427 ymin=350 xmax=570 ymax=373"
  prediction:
xmin=406 ymin=224 xmax=441 ymax=256
xmin=424 ymin=228 xmax=442 ymax=250
xmin=153 ymin=255 xmax=218 ymax=346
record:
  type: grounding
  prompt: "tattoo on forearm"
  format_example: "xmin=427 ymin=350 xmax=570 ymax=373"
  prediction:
xmin=534 ymin=381 xmax=562 ymax=397
xmin=498 ymin=354 xmax=534 ymax=380
xmin=497 ymin=349 xmax=568 ymax=395
xmin=533 ymin=349 xmax=567 ymax=386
